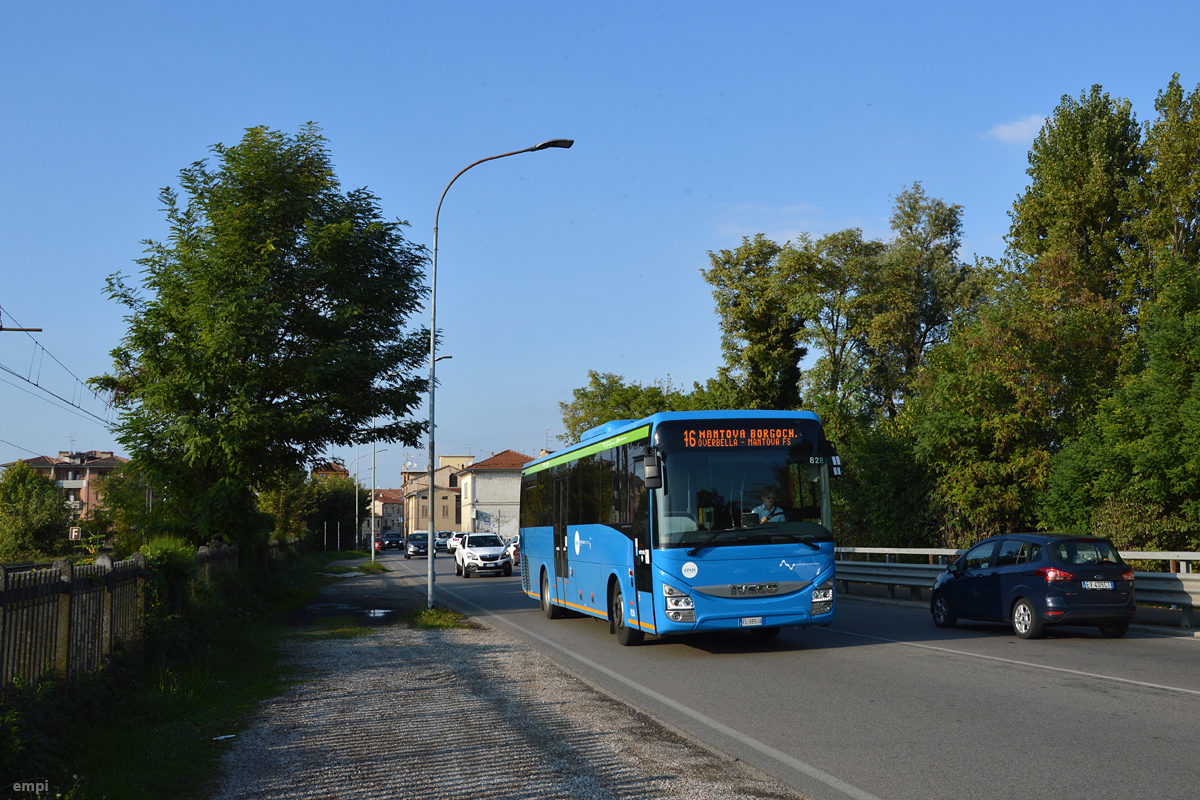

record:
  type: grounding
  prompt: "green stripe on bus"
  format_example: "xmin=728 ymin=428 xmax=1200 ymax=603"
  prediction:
xmin=523 ymin=424 xmax=652 ymax=475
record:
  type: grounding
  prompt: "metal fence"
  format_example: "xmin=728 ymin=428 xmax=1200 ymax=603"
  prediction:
xmin=0 ymin=544 xmax=241 ymax=689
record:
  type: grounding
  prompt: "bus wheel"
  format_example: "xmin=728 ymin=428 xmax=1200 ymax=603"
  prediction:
xmin=612 ymin=584 xmax=644 ymax=646
xmin=541 ymin=572 xmax=563 ymax=619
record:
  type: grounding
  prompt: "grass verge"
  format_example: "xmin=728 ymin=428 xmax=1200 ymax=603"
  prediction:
xmin=0 ymin=549 xmax=359 ymax=799
xmin=403 ymin=605 xmax=467 ymax=629
xmin=355 ymin=560 xmax=387 ymax=575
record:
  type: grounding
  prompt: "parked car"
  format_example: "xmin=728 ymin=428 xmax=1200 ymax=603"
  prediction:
xmin=379 ymin=532 xmax=404 ymax=551
xmin=404 ymin=532 xmax=429 ymax=559
xmin=447 ymin=532 xmax=468 ymax=553
xmin=454 ymin=532 xmax=513 ymax=578
xmin=434 ymin=531 xmax=453 ymax=552
xmin=930 ymin=533 xmax=1135 ymax=639
xmin=504 ymin=534 xmax=520 ymax=565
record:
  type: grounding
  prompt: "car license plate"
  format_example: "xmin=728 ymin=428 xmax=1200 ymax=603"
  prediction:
xmin=1083 ymin=580 xmax=1114 ymax=589
xmin=739 ymin=617 xmax=763 ymax=627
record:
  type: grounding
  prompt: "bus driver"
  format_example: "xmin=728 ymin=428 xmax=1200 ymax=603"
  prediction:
xmin=750 ymin=492 xmax=786 ymax=524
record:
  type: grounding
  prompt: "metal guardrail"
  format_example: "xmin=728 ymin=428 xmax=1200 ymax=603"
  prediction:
xmin=834 ymin=547 xmax=1199 ymax=628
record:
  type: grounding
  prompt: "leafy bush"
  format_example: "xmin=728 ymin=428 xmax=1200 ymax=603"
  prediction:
xmin=140 ymin=535 xmax=197 ymax=615
xmin=0 ymin=461 xmax=71 ymax=560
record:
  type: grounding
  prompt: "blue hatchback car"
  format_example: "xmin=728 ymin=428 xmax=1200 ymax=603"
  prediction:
xmin=930 ymin=533 xmax=1135 ymax=639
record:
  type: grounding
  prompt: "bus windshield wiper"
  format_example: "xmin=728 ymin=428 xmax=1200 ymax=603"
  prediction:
xmin=687 ymin=529 xmax=732 ymax=556
xmin=777 ymin=533 xmax=822 ymax=551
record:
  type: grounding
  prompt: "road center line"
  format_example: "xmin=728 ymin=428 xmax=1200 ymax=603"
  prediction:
xmin=411 ymin=565 xmax=883 ymax=800
xmin=817 ymin=626 xmax=1200 ymax=697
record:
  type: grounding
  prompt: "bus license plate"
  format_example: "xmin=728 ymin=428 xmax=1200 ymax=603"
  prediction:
xmin=1083 ymin=580 xmax=1114 ymax=590
xmin=740 ymin=617 xmax=763 ymax=627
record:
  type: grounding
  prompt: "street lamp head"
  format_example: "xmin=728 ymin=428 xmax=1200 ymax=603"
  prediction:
xmin=530 ymin=139 xmax=574 ymax=151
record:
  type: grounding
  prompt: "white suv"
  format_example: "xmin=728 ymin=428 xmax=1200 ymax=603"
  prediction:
xmin=447 ymin=532 xmax=468 ymax=553
xmin=454 ymin=533 xmax=513 ymax=578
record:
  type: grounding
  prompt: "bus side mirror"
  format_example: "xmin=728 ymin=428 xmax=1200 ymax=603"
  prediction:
xmin=823 ymin=440 xmax=842 ymax=478
xmin=643 ymin=447 xmax=662 ymax=489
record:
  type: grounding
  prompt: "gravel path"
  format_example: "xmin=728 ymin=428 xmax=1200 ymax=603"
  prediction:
xmin=211 ymin=563 xmax=811 ymax=800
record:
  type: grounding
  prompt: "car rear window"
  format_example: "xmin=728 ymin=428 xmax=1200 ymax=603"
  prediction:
xmin=1048 ymin=539 xmax=1123 ymax=566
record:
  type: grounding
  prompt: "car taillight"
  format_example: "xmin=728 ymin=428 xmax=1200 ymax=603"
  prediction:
xmin=1034 ymin=566 xmax=1074 ymax=581
xmin=1121 ymin=569 xmax=1134 ymax=582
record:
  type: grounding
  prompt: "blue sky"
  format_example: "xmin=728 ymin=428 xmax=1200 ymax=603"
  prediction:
xmin=2 ymin=1 xmax=1198 ymax=488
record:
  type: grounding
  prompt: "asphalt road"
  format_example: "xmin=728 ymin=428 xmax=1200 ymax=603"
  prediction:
xmin=385 ymin=550 xmax=1200 ymax=800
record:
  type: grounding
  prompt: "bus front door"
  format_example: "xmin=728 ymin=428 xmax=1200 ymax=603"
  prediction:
xmin=554 ymin=477 xmax=569 ymax=606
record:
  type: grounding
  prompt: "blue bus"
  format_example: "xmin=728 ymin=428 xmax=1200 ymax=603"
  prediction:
xmin=519 ymin=410 xmax=840 ymax=645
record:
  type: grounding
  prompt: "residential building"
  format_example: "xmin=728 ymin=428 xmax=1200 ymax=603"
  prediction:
xmin=402 ymin=456 xmax=471 ymax=537
xmin=1 ymin=451 xmax=130 ymax=520
xmin=458 ymin=450 xmax=534 ymax=541
xmin=311 ymin=457 xmax=350 ymax=481
xmin=366 ymin=488 xmax=405 ymax=537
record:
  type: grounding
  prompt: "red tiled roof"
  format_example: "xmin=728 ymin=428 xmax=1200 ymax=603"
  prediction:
xmin=2 ymin=456 xmax=60 ymax=469
xmin=461 ymin=450 xmax=535 ymax=471
xmin=374 ymin=488 xmax=406 ymax=503
xmin=2 ymin=453 xmax=129 ymax=470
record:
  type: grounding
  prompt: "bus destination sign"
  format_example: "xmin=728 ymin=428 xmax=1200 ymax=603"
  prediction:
xmin=681 ymin=427 xmax=799 ymax=448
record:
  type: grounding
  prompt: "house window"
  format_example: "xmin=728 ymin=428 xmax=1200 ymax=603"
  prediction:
xmin=421 ymin=504 xmax=428 ymax=519
xmin=442 ymin=505 xmax=449 ymax=518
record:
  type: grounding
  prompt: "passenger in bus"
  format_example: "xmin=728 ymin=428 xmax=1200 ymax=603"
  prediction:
xmin=750 ymin=493 xmax=786 ymax=524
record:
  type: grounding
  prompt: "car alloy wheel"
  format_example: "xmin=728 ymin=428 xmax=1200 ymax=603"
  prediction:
xmin=1011 ymin=597 xmax=1042 ymax=639
xmin=931 ymin=593 xmax=957 ymax=628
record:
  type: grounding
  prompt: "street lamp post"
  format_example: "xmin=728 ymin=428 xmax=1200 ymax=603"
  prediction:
xmin=425 ymin=139 xmax=573 ymax=609
xmin=347 ymin=449 xmax=385 ymax=552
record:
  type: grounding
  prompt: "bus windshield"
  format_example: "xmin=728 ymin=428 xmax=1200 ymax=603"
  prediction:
xmin=653 ymin=419 xmax=833 ymax=551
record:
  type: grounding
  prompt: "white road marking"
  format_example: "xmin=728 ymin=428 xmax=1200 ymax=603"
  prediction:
xmin=817 ymin=627 xmax=1200 ymax=697
xmin=414 ymin=563 xmax=884 ymax=800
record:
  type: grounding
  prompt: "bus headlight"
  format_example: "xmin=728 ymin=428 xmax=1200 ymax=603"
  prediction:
xmin=663 ymin=584 xmax=696 ymax=623
xmin=811 ymin=577 xmax=834 ymax=615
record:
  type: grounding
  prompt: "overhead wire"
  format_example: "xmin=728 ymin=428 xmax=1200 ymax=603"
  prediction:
xmin=0 ymin=436 xmax=43 ymax=458
xmin=0 ymin=372 xmax=111 ymax=427
xmin=0 ymin=304 xmax=115 ymax=426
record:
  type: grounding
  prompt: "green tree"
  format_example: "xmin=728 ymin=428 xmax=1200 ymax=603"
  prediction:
xmin=786 ymin=229 xmax=884 ymax=436
xmin=1039 ymin=254 xmax=1200 ymax=551
xmin=92 ymin=125 xmax=430 ymax=547
xmin=256 ymin=469 xmax=314 ymax=543
xmin=1137 ymin=74 xmax=1200 ymax=273
xmin=1008 ymin=85 xmax=1143 ymax=309
xmin=905 ymin=85 xmax=1142 ymax=544
xmin=0 ymin=461 xmax=71 ymax=559
xmin=701 ymin=234 xmax=807 ymax=409
xmin=304 ymin=475 xmax=366 ymax=549
xmin=559 ymin=371 xmax=696 ymax=445
xmin=860 ymin=184 xmax=987 ymax=419
xmin=1032 ymin=77 xmax=1200 ymax=544
xmin=95 ymin=463 xmax=175 ymax=556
